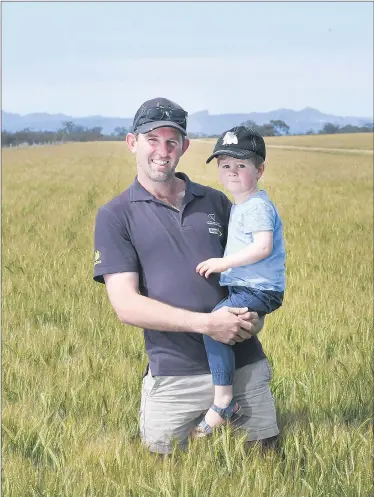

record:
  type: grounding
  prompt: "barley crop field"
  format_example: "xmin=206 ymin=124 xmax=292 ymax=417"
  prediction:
xmin=202 ymin=132 xmax=374 ymax=151
xmin=264 ymin=132 xmax=374 ymax=150
xmin=2 ymin=133 xmax=373 ymax=497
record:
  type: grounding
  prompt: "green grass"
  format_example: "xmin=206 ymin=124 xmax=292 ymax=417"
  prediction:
xmin=2 ymin=138 xmax=373 ymax=496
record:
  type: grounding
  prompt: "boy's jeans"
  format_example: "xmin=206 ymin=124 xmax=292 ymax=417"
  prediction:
xmin=203 ymin=286 xmax=283 ymax=386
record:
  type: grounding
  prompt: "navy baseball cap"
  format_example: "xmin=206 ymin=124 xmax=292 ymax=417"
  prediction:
xmin=133 ymin=98 xmax=188 ymax=135
xmin=206 ymin=126 xmax=266 ymax=163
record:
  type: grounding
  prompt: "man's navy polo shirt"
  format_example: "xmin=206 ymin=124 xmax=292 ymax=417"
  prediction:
xmin=94 ymin=172 xmax=266 ymax=376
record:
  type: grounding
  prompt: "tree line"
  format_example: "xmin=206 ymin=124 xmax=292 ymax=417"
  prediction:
xmin=308 ymin=122 xmax=373 ymax=135
xmin=188 ymin=120 xmax=291 ymax=139
xmin=188 ymin=120 xmax=373 ymax=139
xmin=1 ymin=119 xmax=373 ymax=147
xmin=1 ymin=121 xmax=129 ymax=147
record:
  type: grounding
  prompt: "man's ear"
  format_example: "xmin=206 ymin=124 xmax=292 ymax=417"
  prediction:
xmin=181 ymin=137 xmax=190 ymax=155
xmin=126 ymin=133 xmax=137 ymax=153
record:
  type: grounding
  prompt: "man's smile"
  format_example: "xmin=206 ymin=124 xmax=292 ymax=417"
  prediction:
xmin=152 ymin=159 xmax=169 ymax=166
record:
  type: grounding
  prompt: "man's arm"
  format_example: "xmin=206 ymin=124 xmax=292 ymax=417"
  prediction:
xmin=104 ymin=272 xmax=264 ymax=345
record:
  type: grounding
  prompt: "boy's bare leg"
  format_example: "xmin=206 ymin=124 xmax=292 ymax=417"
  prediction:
xmin=203 ymin=385 xmax=239 ymax=428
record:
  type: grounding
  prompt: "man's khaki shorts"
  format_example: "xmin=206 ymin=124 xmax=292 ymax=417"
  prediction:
xmin=139 ymin=358 xmax=279 ymax=454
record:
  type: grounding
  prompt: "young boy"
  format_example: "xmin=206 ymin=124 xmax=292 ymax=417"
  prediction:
xmin=194 ymin=126 xmax=285 ymax=437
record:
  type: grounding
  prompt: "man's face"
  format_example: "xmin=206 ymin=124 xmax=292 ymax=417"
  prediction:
xmin=126 ymin=127 xmax=189 ymax=182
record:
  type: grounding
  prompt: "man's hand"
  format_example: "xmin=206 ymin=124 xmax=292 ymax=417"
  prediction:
xmin=206 ymin=306 xmax=257 ymax=345
xmin=196 ymin=258 xmax=229 ymax=278
xmin=240 ymin=310 xmax=264 ymax=337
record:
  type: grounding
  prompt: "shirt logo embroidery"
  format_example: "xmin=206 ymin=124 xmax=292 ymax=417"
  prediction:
xmin=207 ymin=213 xmax=222 ymax=228
xmin=209 ymin=227 xmax=223 ymax=236
xmin=222 ymin=131 xmax=238 ymax=145
xmin=94 ymin=250 xmax=102 ymax=265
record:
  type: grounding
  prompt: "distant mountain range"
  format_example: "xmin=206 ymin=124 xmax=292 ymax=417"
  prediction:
xmin=2 ymin=108 xmax=372 ymax=135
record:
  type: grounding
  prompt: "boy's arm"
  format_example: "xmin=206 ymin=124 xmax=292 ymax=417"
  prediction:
xmin=224 ymin=230 xmax=273 ymax=267
xmin=196 ymin=231 xmax=273 ymax=278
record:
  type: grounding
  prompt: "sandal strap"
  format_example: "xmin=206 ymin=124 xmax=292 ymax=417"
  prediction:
xmin=196 ymin=418 xmax=213 ymax=435
xmin=210 ymin=398 xmax=238 ymax=421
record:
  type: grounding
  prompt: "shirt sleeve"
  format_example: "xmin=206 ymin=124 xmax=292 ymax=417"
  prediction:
xmin=241 ymin=200 xmax=275 ymax=233
xmin=93 ymin=207 xmax=139 ymax=284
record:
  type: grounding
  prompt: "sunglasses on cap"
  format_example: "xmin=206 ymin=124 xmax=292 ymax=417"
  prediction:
xmin=135 ymin=106 xmax=188 ymax=127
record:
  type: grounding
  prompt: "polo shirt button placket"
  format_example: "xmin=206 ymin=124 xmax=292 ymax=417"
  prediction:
xmin=179 ymin=203 xmax=192 ymax=231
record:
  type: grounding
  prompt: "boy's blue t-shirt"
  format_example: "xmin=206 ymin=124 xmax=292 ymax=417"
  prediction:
xmin=220 ymin=190 xmax=285 ymax=291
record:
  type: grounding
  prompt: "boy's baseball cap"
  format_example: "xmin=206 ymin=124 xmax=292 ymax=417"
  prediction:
xmin=133 ymin=97 xmax=188 ymax=135
xmin=206 ymin=126 xmax=266 ymax=163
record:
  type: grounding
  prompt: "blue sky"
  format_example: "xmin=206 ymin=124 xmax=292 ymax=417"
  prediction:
xmin=2 ymin=2 xmax=373 ymax=118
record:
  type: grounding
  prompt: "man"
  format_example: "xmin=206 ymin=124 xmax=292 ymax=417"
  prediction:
xmin=93 ymin=97 xmax=279 ymax=454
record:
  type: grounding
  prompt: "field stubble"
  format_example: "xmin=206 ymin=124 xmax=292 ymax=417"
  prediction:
xmin=2 ymin=136 xmax=373 ymax=496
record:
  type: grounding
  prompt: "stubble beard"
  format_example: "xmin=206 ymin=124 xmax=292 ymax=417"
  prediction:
xmin=147 ymin=170 xmax=173 ymax=182
xmin=145 ymin=162 xmax=177 ymax=182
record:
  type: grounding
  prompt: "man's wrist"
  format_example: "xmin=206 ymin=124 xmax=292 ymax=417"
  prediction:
xmin=189 ymin=312 xmax=210 ymax=335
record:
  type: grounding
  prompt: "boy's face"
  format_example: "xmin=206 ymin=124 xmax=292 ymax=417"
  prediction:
xmin=217 ymin=155 xmax=264 ymax=195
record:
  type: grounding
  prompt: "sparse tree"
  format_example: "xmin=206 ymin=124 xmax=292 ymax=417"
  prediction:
xmin=319 ymin=123 xmax=340 ymax=134
xmin=270 ymin=120 xmax=290 ymax=135
xmin=61 ymin=121 xmax=75 ymax=133
xmin=114 ymin=126 xmax=128 ymax=137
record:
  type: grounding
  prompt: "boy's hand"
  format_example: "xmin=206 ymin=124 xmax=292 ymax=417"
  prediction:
xmin=196 ymin=258 xmax=229 ymax=278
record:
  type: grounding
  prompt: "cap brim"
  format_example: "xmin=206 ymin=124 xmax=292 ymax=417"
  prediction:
xmin=206 ymin=149 xmax=256 ymax=164
xmin=135 ymin=120 xmax=186 ymax=136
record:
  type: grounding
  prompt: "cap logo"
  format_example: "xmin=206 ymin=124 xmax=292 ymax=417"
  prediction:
xmin=222 ymin=132 xmax=238 ymax=145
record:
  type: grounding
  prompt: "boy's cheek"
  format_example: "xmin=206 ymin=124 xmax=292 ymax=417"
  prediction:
xmin=218 ymin=169 xmax=226 ymax=183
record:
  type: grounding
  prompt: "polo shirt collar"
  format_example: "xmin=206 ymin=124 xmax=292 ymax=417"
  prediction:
xmin=130 ymin=172 xmax=205 ymax=202
xmin=130 ymin=178 xmax=153 ymax=202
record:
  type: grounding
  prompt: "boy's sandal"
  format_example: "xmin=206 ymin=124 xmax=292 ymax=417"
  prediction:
xmin=193 ymin=399 xmax=243 ymax=438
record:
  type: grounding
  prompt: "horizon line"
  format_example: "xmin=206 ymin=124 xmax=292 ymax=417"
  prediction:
xmin=2 ymin=107 xmax=373 ymax=120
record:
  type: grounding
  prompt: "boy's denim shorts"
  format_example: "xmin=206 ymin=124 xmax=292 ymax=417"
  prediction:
xmin=214 ymin=286 xmax=284 ymax=317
